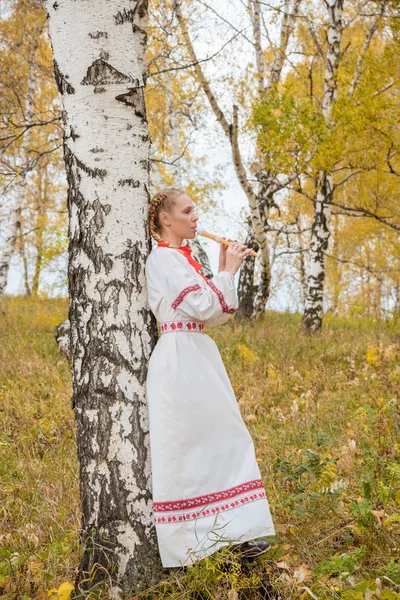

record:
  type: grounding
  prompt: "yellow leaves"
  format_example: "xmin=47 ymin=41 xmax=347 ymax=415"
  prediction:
xmin=366 ymin=346 xmax=382 ymax=366
xmin=236 ymin=343 xmax=257 ymax=362
xmin=317 ymin=462 xmax=337 ymax=491
xmin=47 ymin=582 xmax=74 ymax=600
xmin=262 ymin=363 xmax=284 ymax=393
xmin=365 ymin=343 xmax=397 ymax=368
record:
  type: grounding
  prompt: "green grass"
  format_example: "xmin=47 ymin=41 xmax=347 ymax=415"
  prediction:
xmin=1 ymin=298 xmax=399 ymax=599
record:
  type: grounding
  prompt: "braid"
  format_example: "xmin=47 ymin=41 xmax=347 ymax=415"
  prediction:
xmin=148 ymin=187 xmax=186 ymax=243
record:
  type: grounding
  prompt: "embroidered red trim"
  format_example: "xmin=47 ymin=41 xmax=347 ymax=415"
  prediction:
xmin=206 ymin=280 xmax=236 ymax=314
xmin=154 ymin=491 xmax=266 ymax=524
xmin=160 ymin=321 xmax=204 ymax=333
xmin=171 ymin=284 xmax=202 ymax=310
xmin=153 ymin=479 xmax=265 ymax=512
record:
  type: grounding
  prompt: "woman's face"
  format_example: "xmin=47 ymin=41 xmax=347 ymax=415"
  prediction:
xmin=161 ymin=193 xmax=199 ymax=239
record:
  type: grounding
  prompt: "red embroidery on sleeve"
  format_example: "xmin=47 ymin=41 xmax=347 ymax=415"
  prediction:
xmin=171 ymin=284 xmax=201 ymax=310
xmin=206 ymin=280 xmax=236 ymax=314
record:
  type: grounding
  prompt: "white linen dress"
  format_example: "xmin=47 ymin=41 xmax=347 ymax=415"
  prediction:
xmin=145 ymin=245 xmax=275 ymax=568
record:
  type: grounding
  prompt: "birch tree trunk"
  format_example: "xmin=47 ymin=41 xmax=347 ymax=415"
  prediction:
xmin=45 ymin=1 xmax=163 ymax=596
xmin=175 ymin=0 xmax=302 ymax=319
xmin=19 ymin=213 xmax=31 ymax=296
xmin=163 ymin=69 xmax=213 ymax=277
xmin=250 ymin=0 xmax=302 ymax=318
xmin=0 ymin=58 xmax=36 ymax=295
xmin=237 ymin=215 xmax=259 ymax=318
xmin=165 ymin=71 xmax=183 ymax=188
xmin=295 ymin=209 xmax=308 ymax=309
xmin=31 ymin=202 xmax=46 ymax=296
xmin=394 ymin=283 xmax=400 ymax=316
xmin=0 ymin=194 xmax=21 ymax=294
xmin=32 ymin=167 xmax=49 ymax=296
xmin=175 ymin=1 xmax=270 ymax=318
xmin=302 ymin=0 xmax=343 ymax=333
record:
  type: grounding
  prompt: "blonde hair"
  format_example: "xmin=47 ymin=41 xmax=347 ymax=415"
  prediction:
xmin=148 ymin=187 xmax=186 ymax=242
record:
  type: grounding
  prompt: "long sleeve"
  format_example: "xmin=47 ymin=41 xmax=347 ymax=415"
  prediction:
xmin=146 ymin=247 xmax=238 ymax=325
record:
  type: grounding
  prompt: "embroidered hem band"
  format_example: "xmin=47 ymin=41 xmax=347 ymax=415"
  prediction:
xmin=153 ymin=479 xmax=267 ymax=523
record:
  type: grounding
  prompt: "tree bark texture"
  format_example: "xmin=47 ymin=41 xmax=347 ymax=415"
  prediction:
xmin=0 ymin=56 xmax=36 ymax=295
xmin=237 ymin=216 xmax=259 ymax=318
xmin=302 ymin=172 xmax=333 ymax=331
xmin=45 ymin=1 xmax=163 ymax=596
xmin=174 ymin=2 xmax=271 ymax=318
xmin=302 ymin=0 xmax=343 ymax=333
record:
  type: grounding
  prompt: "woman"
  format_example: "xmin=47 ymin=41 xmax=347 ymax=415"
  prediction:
xmin=145 ymin=187 xmax=275 ymax=568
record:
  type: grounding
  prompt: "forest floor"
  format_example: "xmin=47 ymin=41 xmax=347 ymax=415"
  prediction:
xmin=1 ymin=297 xmax=399 ymax=600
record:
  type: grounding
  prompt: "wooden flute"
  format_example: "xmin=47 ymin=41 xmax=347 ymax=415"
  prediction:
xmin=197 ymin=229 xmax=258 ymax=258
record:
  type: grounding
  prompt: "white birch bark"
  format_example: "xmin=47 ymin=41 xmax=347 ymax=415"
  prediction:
xmin=248 ymin=0 xmax=265 ymax=94
xmin=237 ymin=215 xmax=259 ymax=318
xmin=164 ymin=62 xmax=213 ymax=276
xmin=0 ymin=195 xmax=20 ymax=294
xmin=267 ymin=0 xmax=302 ymax=89
xmin=0 ymin=62 xmax=36 ymax=295
xmin=348 ymin=0 xmax=388 ymax=98
xmin=165 ymin=72 xmax=183 ymax=188
xmin=302 ymin=0 xmax=343 ymax=332
xmin=251 ymin=0 xmax=302 ymax=319
xmin=295 ymin=209 xmax=308 ymax=308
xmin=45 ymin=1 xmax=163 ymax=595
xmin=175 ymin=1 xmax=272 ymax=318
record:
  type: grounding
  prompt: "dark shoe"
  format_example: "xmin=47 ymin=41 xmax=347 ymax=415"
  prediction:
xmin=238 ymin=540 xmax=271 ymax=560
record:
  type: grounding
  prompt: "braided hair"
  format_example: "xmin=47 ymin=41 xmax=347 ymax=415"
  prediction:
xmin=148 ymin=187 xmax=186 ymax=242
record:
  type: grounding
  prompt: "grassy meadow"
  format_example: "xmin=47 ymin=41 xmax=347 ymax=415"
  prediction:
xmin=1 ymin=297 xmax=400 ymax=599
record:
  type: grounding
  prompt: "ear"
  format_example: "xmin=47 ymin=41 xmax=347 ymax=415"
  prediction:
xmin=159 ymin=211 xmax=171 ymax=227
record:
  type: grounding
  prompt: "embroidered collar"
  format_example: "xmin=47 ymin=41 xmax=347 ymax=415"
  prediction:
xmin=157 ymin=239 xmax=209 ymax=281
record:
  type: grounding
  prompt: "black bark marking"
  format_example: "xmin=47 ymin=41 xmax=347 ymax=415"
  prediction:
xmin=115 ymin=88 xmax=144 ymax=110
xmin=89 ymin=31 xmax=108 ymax=39
xmin=70 ymin=127 xmax=80 ymax=141
xmin=81 ymin=58 xmax=132 ymax=86
xmin=54 ymin=60 xmax=75 ymax=95
xmin=52 ymin=1 xmax=59 ymax=8
xmin=104 ymin=256 xmax=113 ymax=275
xmin=114 ymin=8 xmax=135 ymax=24
xmin=75 ymin=156 xmax=107 ymax=181
xmin=114 ymin=0 xmax=148 ymax=24
xmin=90 ymin=148 xmax=104 ymax=153
xmin=94 ymin=87 xmax=106 ymax=94
xmin=118 ymin=179 xmax=140 ymax=188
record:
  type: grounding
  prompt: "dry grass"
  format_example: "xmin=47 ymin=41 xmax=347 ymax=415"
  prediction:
xmin=1 ymin=299 xmax=399 ymax=599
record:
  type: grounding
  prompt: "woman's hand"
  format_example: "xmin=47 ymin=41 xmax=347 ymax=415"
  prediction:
xmin=218 ymin=238 xmax=233 ymax=272
xmin=218 ymin=239 xmax=253 ymax=275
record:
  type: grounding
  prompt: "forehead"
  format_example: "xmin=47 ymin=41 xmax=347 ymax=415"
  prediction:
xmin=176 ymin=193 xmax=193 ymax=208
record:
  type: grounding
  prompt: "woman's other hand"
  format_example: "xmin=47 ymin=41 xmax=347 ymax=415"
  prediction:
xmin=218 ymin=237 xmax=233 ymax=272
